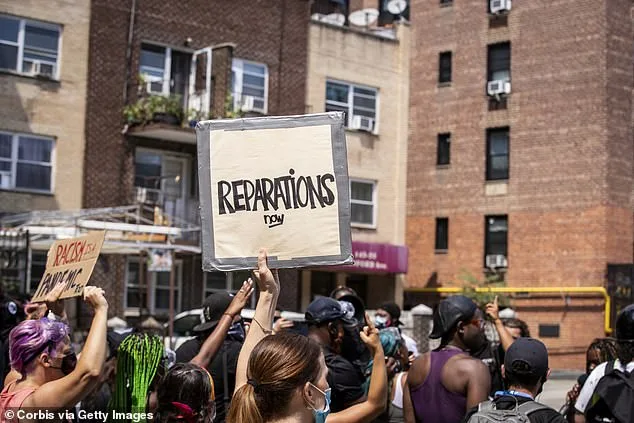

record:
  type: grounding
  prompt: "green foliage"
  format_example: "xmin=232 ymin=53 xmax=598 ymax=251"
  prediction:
xmin=122 ymin=94 xmax=184 ymax=125
xmin=453 ymin=269 xmax=510 ymax=310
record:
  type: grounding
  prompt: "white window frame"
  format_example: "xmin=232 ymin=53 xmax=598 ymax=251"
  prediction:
xmin=325 ymin=79 xmax=380 ymax=134
xmin=0 ymin=131 xmax=55 ymax=194
xmin=0 ymin=14 xmax=62 ymax=80
xmin=139 ymin=43 xmax=173 ymax=95
xmin=349 ymin=178 xmax=377 ymax=229
xmin=232 ymin=58 xmax=269 ymax=114
xmin=124 ymin=257 xmax=183 ymax=315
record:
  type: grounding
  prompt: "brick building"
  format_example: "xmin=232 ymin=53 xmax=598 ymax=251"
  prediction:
xmin=0 ymin=0 xmax=90 ymax=307
xmin=406 ymin=0 xmax=633 ymax=369
xmin=83 ymin=0 xmax=310 ymax=320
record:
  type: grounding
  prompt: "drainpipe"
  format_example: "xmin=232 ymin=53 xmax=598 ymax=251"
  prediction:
xmin=123 ymin=0 xmax=137 ymax=105
xmin=405 ymin=286 xmax=612 ymax=334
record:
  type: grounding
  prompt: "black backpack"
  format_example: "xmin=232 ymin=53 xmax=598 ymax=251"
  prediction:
xmin=584 ymin=361 xmax=634 ymax=423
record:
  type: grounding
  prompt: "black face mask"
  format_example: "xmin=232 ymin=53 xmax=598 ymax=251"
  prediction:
xmin=340 ymin=324 xmax=370 ymax=369
xmin=52 ymin=352 xmax=77 ymax=375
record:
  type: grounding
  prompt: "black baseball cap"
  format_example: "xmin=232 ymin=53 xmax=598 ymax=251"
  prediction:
xmin=615 ymin=304 xmax=634 ymax=340
xmin=379 ymin=302 xmax=404 ymax=327
xmin=429 ymin=295 xmax=477 ymax=339
xmin=306 ymin=297 xmax=356 ymax=326
xmin=504 ymin=337 xmax=549 ymax=378
xmin=193 ymin=291 xmax=234 ymax=333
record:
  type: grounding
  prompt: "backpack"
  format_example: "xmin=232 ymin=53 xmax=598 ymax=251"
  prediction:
xmin=466 ymin=398 xmax=549 ymax=423
xmin=584 ymin=361 xmax=634 ymax=423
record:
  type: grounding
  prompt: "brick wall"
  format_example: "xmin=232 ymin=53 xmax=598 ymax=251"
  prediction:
xmin=407 ymin=0 xmax=633 ymax=367
xmin=83 ymin=0 xmax=310 ymax=209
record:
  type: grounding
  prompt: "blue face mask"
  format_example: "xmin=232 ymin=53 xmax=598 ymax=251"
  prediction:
xmin=228 ymin=321 xmax=245 ymax=342
xmin=309 ymin=383 xmax=331 ymax=423
xmin=374 ymin=315 xmax=389 ymax=329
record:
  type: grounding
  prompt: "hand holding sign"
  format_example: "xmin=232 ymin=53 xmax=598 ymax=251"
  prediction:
xmin=83 ymin=286 xmax=108 ymax=312
xmin=252 ymin=248 xmax=279 ymax=296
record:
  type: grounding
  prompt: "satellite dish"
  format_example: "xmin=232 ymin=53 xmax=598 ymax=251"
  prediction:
xmin=387 ymin=0 xmax=407 ymax=15
xmin=323 ymin=13 xmax=346 ymax=26
xmin=348 ymin=8 xmax=379 ymax=27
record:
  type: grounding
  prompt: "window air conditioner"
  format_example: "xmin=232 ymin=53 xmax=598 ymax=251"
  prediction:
xmin=240 ymin=96 xmax=256 ymax=112
xmin=490 ymin=0 xmax=511 ymax=14
xmin=486 ymin=254 xmax=508 ymax=269
xmin=487 ymin=80 xmax=511 ymax=96
xmin=0 ymin=172 xmax=11 ymax=189
xmin=350 ymin=115 xmax=375 ymax=132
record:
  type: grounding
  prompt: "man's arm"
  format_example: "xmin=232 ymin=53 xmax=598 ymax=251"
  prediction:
xmin=402 ymin=375 xmax=416 ymax=423
xmin=465 ymin=358 xmax=491 ymax=410
xmin=486 ymin=296 xmax=514 ymax=351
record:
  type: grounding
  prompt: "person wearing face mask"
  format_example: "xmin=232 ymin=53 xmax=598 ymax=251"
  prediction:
xmin=0 ymin=286 xmax=108 ymax=422
xmin=403 ymin=295 xmax=490 ymax=423
xmin=375 ymin=303 xmax=419 ymax=360
xmin=462 ymin=338 xmax=565 ymax=423
xmin=175 ymin=285 xmax=254 ymax=423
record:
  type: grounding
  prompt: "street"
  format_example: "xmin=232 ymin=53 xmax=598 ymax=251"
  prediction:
xmin=537 ymin=373 xmax=578 ymax=412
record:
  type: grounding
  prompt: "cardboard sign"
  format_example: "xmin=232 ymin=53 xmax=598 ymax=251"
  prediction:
xmin=31 ymin=231 xmax=106 ymax=302
xmin=196 ymin=112 xmax=353 ymax=271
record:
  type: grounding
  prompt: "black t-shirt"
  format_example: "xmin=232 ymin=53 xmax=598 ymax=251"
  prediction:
xmin=471 ymin=342 xmax=505 ymax=395
xmin=461 ymin=395 xmax=567 ymax=423
xmin=175 ymin=337 xmax=243 ymax=423
xmin=322 ymin=345 xmax=366 ymax=413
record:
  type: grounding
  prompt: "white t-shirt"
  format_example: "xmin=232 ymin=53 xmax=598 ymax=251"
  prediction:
xmin=574 ymin=359 xmax=634 ymax=413
xmin=402 ymin=333 xmax=419 ymax=357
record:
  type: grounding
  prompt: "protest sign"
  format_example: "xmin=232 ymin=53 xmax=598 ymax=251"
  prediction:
xmin=31 ymin=231 xmax=106 ymax=302
xmin=196 ymin=112 xmax=353 ymax=271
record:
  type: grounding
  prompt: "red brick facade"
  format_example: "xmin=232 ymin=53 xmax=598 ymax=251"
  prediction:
xmin=406 ymin=0 xmax=634 ymax=368
xmin=83 ymin=0 xmax=309 ymax=317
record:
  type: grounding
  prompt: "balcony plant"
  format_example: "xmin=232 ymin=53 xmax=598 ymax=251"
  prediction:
xmin=123 ymin=74 xmax=184 ymax=126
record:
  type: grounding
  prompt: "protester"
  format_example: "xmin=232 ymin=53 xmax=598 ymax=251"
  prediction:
xmin=0 ymin=286 xmax=108 ymax=421
xmin=306 ymin=297 xmax=367 ymax=412
xmin=574 ymin=304 xmax=634 ymax=423
xmin=375 ymin=302 xmax=419 ymax=359
xmin=154 ymin=363 xmax=216 ymax=423
xmin=462 ymin=337 xmax=566 ymax=423
xmin=403 ymin=295 xmax=490 ymax=423
xmin=176 ymin=286 xmax=252 ymax=422
xmin=229 ymin=249 xmax=388 ymax=423
xmin=561 ymin=338 xmax=617 ymax=422
xmin=330 ymin=287 xmax=372 ymax=374
xmin=502 ymin=317 xmax=531 ymax=339
xmin=470 ymin=295 xmax=518 ymax=394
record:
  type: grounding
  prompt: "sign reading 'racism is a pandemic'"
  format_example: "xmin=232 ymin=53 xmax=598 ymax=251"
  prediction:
xmin=31 ymin=231 xmax=106 ymax=302
xmin=196 ymin=112 xmax=352 ymax=271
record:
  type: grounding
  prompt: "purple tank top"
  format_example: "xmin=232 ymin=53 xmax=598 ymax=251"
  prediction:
xmin=409 ymin=349 xmax=467 ymax=423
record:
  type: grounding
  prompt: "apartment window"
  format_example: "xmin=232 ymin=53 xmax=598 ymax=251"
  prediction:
xmin=350 ymin=180 xmax=376 ymax=227
xmin=139 ymin=43 xmax=191 ymax=101
xmin=125 ymin=258 xmax=183 ymax=314
xmin=435 ymin=218 xmax=449 ymax=251
xmin=28 ymin=251 xmax=47 ymax=293
xmin=488 ymin=42 xmax=510 ymax=81
xmin=0 ymin=15 xmax=61 ymax=79
xmin=0 ymin=132 xmax=54 ymax=192
xmin=438 ymin=52 xmax=452 ymax=84
xmin=485 ymin=215 xmax=508 ymax=257
xmin=486 ymin=128 xmax=509 ymax=180
xmin=232 ymin=58 xmax=269 ymax=114
xmin=326 ymin=80 xmax=378 ymax=133
xmin=437 ymin=133 xmax=451 ymax=165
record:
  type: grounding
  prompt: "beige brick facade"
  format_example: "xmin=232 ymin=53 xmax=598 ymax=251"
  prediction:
xmin=305 ymin=21 xmax=410 ymax=307
xmin=0 ymin=0 xmax=90 ymax=212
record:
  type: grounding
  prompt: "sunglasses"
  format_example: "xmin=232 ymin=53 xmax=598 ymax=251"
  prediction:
xmin=469 ymin=318 xmax=485 ymax=329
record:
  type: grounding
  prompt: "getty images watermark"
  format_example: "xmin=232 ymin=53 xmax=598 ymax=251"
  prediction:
xmin=3 ymin=408 xmax=153 ymax=422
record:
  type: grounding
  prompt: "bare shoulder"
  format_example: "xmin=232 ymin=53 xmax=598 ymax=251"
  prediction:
xmin=407 ymin=351 xmax=430 ymax=386
xmin=453 ymin=354 xmax=488 ymax=376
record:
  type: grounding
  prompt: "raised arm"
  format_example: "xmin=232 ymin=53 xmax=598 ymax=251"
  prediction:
xmin=190 ymin=279 xmax=254 ymax=368
xmin=327 ymin=313 xmax=387 ymax=423
xmin=234 ymin=249 xmax=279 ymax=392
xmin=25 ymin=286 xmax=108 ymax=409
xmin=486 ymin=296 xmax=514 ymax=352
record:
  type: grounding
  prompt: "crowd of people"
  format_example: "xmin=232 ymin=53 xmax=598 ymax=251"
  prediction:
xmin=0 ymin=249 xmax=632 ymax=423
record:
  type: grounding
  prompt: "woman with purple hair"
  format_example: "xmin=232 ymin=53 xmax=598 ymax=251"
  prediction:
xmin=0 ymin=286 xmax=108 ymax=421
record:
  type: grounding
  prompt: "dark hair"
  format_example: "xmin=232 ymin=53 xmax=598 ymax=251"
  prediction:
xmin=155 ymin=363 xmax=214 ymax=423
xmin=227 ymin=332 xmax=323 ymax=423
xmin=505 ymin=360 xmax=543 ymax=389
xmin=586 ymin=338 xmax=618 ymax=372
xmin=502 ymin=318 xmax=531 ymax=338
xmin=616 ymin=339 xmax=634 ymax=365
